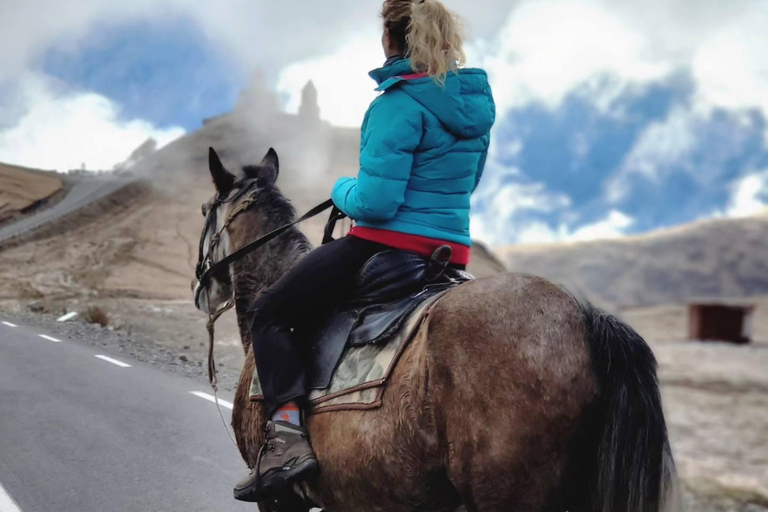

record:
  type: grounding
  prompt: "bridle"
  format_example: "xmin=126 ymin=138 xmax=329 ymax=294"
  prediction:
xmin=195 ymin=178 xmax=259 ymax=300
xmin=195 ymin=179 xmax=339 ymax=304
xmin=194 ymin=178 xmax=343 ymax=432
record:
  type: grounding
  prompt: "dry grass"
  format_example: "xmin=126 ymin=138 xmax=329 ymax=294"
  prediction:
xmin=84 ymin=306 xmax=109 ymax=327
xmin=0 ymin=163 xmax=62 ymax=213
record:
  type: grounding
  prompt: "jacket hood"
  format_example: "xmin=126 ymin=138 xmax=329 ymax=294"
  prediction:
xmin=369 ymin=59 xmax=496 ymax=139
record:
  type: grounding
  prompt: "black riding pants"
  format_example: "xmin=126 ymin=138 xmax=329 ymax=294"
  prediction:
xmin=248 ymin=236 xmax=389 ymax=413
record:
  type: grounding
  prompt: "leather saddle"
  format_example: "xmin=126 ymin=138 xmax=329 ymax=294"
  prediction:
xmin=307 ymin=246 xmax=471 ymax=390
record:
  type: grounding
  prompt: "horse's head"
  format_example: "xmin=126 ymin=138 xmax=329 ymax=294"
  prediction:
xmin=192 ymin=146 xmax=280 ymax=315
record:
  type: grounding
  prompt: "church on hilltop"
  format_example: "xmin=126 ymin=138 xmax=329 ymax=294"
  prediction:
xmin=205 ymin=73 xmax=323 ymax=127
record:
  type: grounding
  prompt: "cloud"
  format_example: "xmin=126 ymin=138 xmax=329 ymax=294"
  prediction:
xmin=0 ymin=0 xmax=380 ymax=84
xmin=473 ymin=198 xmax=634 ymax=244
xmin=272 ymin=0 xmax=517 ymax=127
xmin=516 ymin=210 xmax=634 ymax=244
xmin=569 ymin=210 xmax=634 ymax=241
xmin=472 ymin=0 xmax=670 ymax=116
xmin=691 ymin=3 xmax=768 ymax=120
xmin=471 ymin=0 xmax=768 ymax=123
xmin=276 ymin=35 xmax=382 ymax=127
xmin=606 ymin=106 xmax=699 ymax=201
xmin=2 ymin=0 xmax=767 ymax=245
xmin=0 ymin=74 xmax=183 ymax=172
xmin=467 ymin=0 xmax=768 ymax=247
xmin=471 ymin=69 xmax=768 ymax=247
xmin=727 ymin=171 xmax=768 ymax=218
xmin=470 ymin=161 xmax=572 ymax=244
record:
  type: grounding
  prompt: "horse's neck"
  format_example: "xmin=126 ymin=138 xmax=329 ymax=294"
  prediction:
xmin=231 ymin=232 xmax=311 ymax=348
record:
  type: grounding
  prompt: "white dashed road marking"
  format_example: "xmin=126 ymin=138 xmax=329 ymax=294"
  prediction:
xmin=94 ymin=355 xmax=131 ymax=368
xmin=190 ymin=391 xmax=234 ymax=410
xmin=7 ymin=322 xmax=231 ymax=429
xmin=0 ymin=482 xmax=23 ymax=512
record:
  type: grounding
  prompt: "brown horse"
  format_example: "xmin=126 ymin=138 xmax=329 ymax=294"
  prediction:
xmin=193 ymin=147 xmax=678 ymax=512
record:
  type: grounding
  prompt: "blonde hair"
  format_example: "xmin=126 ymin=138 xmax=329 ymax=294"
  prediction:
xmin=381 ymin=0 xmax=466 ymax=85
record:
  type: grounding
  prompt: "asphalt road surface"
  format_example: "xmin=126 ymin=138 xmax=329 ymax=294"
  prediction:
xmin=0 ymin=319 xmax=253 ymax=512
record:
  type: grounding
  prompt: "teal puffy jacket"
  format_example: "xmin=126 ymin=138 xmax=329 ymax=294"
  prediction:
xmin=331 ymin=59 xmax=495 ymax=246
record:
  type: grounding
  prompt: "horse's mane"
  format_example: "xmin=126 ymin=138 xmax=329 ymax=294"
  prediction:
xmin=230 ymin=166 xmax=312 ymax=278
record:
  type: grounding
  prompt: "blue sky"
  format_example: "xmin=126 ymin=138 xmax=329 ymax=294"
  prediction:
xmin=1 ymin=0 xmax=767 ymax=246
xmin=473 ymin=78 xmax=768 ymax=243
xmin=42 ymin=20 xmax=242 ymax=131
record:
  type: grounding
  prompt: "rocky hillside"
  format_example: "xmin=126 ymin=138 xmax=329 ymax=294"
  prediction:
xmin=0 ymin=82 xmax=504 ymax=305
xmin=499 ymin=212 xmax=768 ymax=307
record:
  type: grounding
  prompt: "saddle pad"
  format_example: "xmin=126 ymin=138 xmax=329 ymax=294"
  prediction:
xmin=249 ymin=292 xmax=445 ymax=414
xmin=309 ymin=285 xmax=449 ymax=390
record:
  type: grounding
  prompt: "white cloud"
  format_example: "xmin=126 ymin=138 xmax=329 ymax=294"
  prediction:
xmin=513 ymin=210 xmax=634 ymax=244
xmin=474 ymin=204 xmax=634 ymax=246
xmin=513 ymin=221 xmax=560 ymax=244
xmin=727 ymin=171 xmax=768 ymax=218
xmin=0 ymin=74 xmax=183 ymax=172
xmin=3 ymin=0 xmax=766 ymax=129
xmin=692 ymin=3 xmax=768 ymax=120
xmin=606 ymin=107 xmax=699 ymax=202
xmin=470 ymin=162 xmax=571 ymax=245
xmin=623 ymin=108 xmax=698 ymax=179
xmin=473 ymin=0 xmax=670 ymax=115
xmin=276 ymin=34 xmax=382 ymax=127
xmin=607 ymin=96 xmax=767 ymax=205
xmin=0 ymin=0 xmax=382 ymax=85
xmin=468 ymin=0 xmax=768 ymax=125
xmin=569 ymin=210 xmax=634 ymax=241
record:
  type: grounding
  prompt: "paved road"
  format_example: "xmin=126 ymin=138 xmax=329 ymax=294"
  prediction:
xmin=0 ymin=177 xmax=135 ymax=243
xmin=0 ymin=319 xmax=252 ymax=512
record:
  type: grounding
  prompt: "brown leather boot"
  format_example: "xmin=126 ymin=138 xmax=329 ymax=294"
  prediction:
xmin=233 ymin=421 xmax=319 ymax=502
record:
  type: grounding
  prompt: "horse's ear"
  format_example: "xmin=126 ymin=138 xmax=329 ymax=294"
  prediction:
xmin=208 ymin=147 xmax=235 ymax=194
xmin=258 ymin=148 xmax=279 ymax=185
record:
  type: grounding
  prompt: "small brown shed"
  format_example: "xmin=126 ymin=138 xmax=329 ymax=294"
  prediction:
xmin=688 ymin=301 xmax=755 ymax=344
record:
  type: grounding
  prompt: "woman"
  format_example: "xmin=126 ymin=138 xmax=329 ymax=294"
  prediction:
xmin=234 ymin=0 xmax=495 ymax=502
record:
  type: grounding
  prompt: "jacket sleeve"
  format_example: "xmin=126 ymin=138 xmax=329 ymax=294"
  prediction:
xmin=473 ymin=149 xmax=488 ymax=192
xmin=332 ymin=93 xmax=423 ymax=222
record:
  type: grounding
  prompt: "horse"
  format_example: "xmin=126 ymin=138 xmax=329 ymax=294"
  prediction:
xmin=192 ymin=146 xmax=679 ymax=512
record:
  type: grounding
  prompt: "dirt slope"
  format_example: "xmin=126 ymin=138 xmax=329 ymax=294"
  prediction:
xmin=0 ymin=105 xmax=504 ymax=304
xmin=499 ymin=212 xmax=768 ymax=308
xmin=0 ymin=162 xmax=63 ymax=223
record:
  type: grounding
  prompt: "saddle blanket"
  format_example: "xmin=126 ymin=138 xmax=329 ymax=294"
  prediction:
xmin=249 ymin=292 xmax=445 ymax=414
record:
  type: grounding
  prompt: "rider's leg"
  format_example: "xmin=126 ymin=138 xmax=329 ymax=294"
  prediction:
xmin=234 ymin=236 xmax=387 ymax=502
xmin=249 ymin=235 xmax=387 ymax=412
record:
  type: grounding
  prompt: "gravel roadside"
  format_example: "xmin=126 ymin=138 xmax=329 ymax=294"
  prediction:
xmin=0 ymin=307 xmax=244 ymax=393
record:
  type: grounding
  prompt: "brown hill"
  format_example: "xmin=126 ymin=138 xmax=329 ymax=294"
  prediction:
xmin=0 ymin=163 xmax=63 ymax=224
xmin=498 ymin=213 xmax=768 ymax=308
xmin=0 ymin=84 xmax=504 ymax=304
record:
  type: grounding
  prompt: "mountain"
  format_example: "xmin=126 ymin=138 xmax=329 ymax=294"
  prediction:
xmin=0 ymin=163 xmax=62 ymax=224
xmin=498 ymin=212 xmax=768 ymax=308
xmin=0 ymin=82 xmax=505 ymax=304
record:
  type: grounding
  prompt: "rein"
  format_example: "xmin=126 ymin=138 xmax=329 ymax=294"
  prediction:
xmin=196 ymin=193 xmax=335 ymax=290
xmin=195 ymin=179 xmax=345 ymax=445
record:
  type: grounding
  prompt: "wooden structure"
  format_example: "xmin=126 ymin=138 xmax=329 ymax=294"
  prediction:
xmin=688 ymin=301 xmax=754 ymax=344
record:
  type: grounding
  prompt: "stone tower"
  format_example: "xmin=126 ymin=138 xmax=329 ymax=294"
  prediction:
xmin=298 ymin=80 xmax=321 ymax=122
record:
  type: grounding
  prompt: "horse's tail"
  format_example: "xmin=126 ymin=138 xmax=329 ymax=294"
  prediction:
xmin=575 ymin=303 xmax=680 ymax=512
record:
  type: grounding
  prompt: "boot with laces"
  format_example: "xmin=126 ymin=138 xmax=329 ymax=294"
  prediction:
xmin=233 ymin=421 xmax=319 ymax=502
